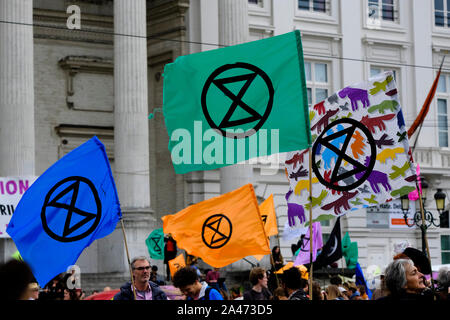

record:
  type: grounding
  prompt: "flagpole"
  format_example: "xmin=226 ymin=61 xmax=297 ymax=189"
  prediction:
xmin=341 ymin=217 xmax=345 ymax=277
xmin=121 ymin=219 xmax=137 ymax=300
xmin=416 ymin=180 xmax=436 ymax=295
xmin=308 ymin=148 xmax=313 ymax=300
xmin=254 ymin=186 xmax=276 ymax=288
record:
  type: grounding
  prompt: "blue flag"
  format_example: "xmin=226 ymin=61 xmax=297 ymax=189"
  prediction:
xmin=355 ymin=262 xmax=373 ymax=299
xmin=7 ymin=137 xmax=122 ymax=287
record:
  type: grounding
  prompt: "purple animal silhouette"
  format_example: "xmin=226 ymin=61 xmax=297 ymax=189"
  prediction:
xmin=355 ymin=156 xmax=391 ymax=194
xmin=338 ymin=87 xmax=370 ymax=111
xmin=285 ymin=189 xmax=293 ymax=201
xmin=287 ymin=203 xmax=306 ymax=226
xmin=285 ymin=189 xmax=305 ymax=226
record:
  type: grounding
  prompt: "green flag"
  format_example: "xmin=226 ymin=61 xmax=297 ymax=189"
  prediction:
xmin=163 ymin=31 xmax=311 ymax=174
xmin=342 ymin=232 xmax=351 ymax=255
xmin=345 ymin=242 xmax=358 ymax=269
xmin=342 ymin=232 xmax=358 ymax=269
xmin=145 ymin=228 xmax=165 ymax=260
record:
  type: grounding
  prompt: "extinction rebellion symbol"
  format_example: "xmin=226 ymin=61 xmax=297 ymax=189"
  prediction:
xmin=201 ymin=62 xmax=274 ymax=139
xmin=41 ymin=176 xmax=102 ymax=242
xmin=201 ymin=214 xmax=232 ymax=249
xmin=312 ymin=118 xmax=377 ymax=192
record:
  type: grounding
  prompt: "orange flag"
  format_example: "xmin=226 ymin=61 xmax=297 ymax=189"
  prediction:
xmin=274 ymin=262 xmax=309 ymax=280
xmin=254 ymin=194 xmax=278 ymax=261
xmin=275 ymin=262 xmax=294 ymax=274
xmin=408 ymin=57 xmax=445 ymax=139
xmin=259 ymin=194 xmax=278 ymax=237
xmin=162 ymin=184 xmax=270 ymax=268
xmin=168 ymin=254 xmax=186 ymax=278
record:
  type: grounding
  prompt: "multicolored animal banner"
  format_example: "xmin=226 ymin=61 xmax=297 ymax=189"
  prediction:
xmin=285 ymin=71 xmax=416 ymax=225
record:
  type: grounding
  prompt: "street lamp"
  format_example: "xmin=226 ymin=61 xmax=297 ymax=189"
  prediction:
xmin=434 ymin=189 xmax=446 ymax=214
xmin=420 ymin=178 xmax=429 ymax=204
xmin=400 ymin=178 xmax=446 ymax=254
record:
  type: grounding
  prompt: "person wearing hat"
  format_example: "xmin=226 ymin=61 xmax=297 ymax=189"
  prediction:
xmin=27 ymin=282 xmax=40 ymax=300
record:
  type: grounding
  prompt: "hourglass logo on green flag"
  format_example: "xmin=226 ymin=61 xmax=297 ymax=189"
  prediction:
xmin=146 ymin=228 xmax=165 ymax=260
xmin=162 ymin=30 xmax=311 ymax=174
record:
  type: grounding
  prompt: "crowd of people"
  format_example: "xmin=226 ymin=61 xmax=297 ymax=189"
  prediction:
xmin=1 ymin=244 xmax=449 ymax=301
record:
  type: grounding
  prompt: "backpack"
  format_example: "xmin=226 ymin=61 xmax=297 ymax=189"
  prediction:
xmin=201 ymin=287 xmax=212 ymax=300
xmin=187 ymin=287 xmax=213 ymax=301
xmin=166 ymin=239 xmax=175 ymax=252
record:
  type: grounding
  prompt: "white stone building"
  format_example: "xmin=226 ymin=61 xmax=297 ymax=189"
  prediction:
xmin=188 ymin=0 xmax=450 ymax=276
xmin=1 ymin=0 xmax=450 ymax=290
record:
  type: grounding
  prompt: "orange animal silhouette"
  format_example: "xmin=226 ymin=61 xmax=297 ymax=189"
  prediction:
xmin=351 ymin=131 xmax=365 ymax=159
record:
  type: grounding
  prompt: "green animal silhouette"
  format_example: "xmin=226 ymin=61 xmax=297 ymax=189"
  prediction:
xmin=368 ymin=100 xmax=398 ymax=114
xmin=364 ymin=194 xmax=378 ymax=204
xmin=389 ymin=162 xmax=411 ymax=180
xmin=370 ymin=75 xmax=394 ymax=95
xmin=305 ymin=190 xmax=328 ymax=210
xmin=350 ymin=198 xmax=363 ymax=206
xmin=391 ymin=186 xmax=416 ymax=198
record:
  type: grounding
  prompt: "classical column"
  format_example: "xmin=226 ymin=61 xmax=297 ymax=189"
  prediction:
xmin=0 ymin=0 xmax=35 ymax=177
xmin=112 ymin=0 xmax=153 ymax=267
xmin=0 ymin=0 xmax=35 ymax=261
xmin=114 ymin=0 xmax=150 ymax=210
xmin=218 ymin=0 xmax=254 ymax=194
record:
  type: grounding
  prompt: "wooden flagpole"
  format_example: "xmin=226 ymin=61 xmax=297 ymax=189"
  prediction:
xmin=415 ymin=180 xmax=436 ymax=295
xmin=121 ymin=219 xmax=137 ymax=300
xmin=308 ymin=148 xmax=314 ymax=300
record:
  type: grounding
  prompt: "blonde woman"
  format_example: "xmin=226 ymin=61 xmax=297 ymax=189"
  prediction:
xmin=326 ymin=284 xmax=345 ymax=300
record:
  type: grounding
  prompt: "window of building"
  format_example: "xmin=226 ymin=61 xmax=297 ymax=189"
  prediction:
xmin=298 ymin=0 xmax=327 ymax=13
xmin=437 ymin=74 xmax=450 ymax=147
xmin=248 ymin=0 xmax=259 ymax=3
xmin=305 ymin=61 xmax=330 ymax=107
xmin=438 ymin=99 xmax=448 ymax=147
xmin=434 ymin=0 xmax=450 ymax=27
xmin=370 ymin=66 xmax=397 ymax=80
xmin=441 ymin=235 xmax=450 ymax=263
xmin=368 ymin=0 xmax=397 ymax=22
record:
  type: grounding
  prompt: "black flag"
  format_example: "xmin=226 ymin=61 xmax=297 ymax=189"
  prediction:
xmin=313 ymin=217 xmax=342 ymax=270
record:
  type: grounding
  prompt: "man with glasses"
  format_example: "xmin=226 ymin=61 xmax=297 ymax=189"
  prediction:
xmin=114 ymin=256 xmax=168 ymax=300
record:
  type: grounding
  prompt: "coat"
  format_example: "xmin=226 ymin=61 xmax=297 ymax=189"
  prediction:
xmin=113 ymin=281 xmax=168 ymax=300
